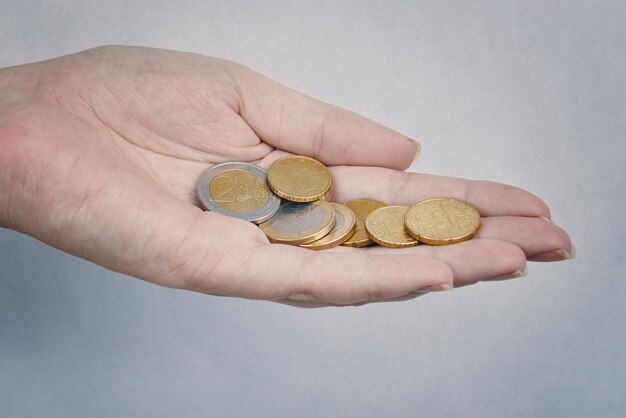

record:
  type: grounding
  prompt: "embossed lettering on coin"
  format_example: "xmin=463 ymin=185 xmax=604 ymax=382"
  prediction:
xmin=404 ymin=198 xmax=480 ymax=245
xmin=196 ymin=162 xmax=280 ymax=224
xmin=209 ymin=169 xmax=270 ymax=212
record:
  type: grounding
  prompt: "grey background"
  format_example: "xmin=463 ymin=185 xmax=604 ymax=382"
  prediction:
xmin=1 ymin=1 xmax=624 ymax=417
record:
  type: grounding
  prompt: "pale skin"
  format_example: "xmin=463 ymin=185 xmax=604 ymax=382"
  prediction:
xmin=0 ymin=46 xmax=573 ymax=307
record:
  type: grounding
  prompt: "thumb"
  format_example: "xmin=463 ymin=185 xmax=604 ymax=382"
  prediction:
xmin=220 ymin=59 xmax=420 ymax=170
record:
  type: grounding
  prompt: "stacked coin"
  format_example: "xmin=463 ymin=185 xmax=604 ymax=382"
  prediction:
xmin=261 ymin=156 xmax=357 ymax=249
xmin=196 ymin=156 xmax=481 ymax=249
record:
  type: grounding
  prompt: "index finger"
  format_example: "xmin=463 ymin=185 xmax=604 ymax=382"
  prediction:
xmin=328 ymin=166 xmax=551 ymax=218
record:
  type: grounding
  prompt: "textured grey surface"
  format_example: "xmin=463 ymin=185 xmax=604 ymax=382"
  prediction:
xmin=1 ymin=1 xmax=624 ymax=417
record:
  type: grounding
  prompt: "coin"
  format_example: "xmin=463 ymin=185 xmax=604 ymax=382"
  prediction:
xmin=267 ymin=156 xmax=332 ymax=202
xmin=196 ymin=162 xmax=280 ymax=224
xmin=342 ymin=199 xmax=386 ymax=247
xmin=404 ymin=198 xmax=480 ymax=245
xmin=259 ymin=200 xmax=336 ymax=245
xmin=365 ymin=205 xmax=418 ymax=248
xmin=300 ymin=203 xmax=356 ymax=250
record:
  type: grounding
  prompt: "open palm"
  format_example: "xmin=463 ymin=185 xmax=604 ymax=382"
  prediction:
xmin=0 ymin=46 xmax=572 ymax=306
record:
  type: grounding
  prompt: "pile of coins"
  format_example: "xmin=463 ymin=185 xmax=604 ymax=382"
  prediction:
xmin=196 ymin=156 xmax=481 ymax=250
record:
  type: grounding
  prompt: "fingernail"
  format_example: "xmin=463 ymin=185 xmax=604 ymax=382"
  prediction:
xmin=540 ymin=217 xmax=555 ymax=224
xmin=484 ymin=266 xmax=528 ymax=281
xmin=528 ymin=245 xmax=577 ymax=262
xmin=556 ymin=244 xmax=576 ymax=260
xmin=416 ymin=283 xmax=453 ymax=293
xmin=409 ymin=138 xmax=421 ymax=163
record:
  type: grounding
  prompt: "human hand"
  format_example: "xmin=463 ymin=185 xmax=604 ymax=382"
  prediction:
xmin=0 ymin=46 xmax=573 ymax=307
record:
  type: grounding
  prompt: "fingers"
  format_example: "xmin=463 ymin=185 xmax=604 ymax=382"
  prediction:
xmin=274 ymin=216 xmax=572 ymax=307
xmin=275 ymin=217 xmax=571 ymax=307
xmin=274 ymin=237 xmax=528 ymax=307
xmin=328 ymin=166 xmax=551 ymax=218
xmin=221 ymin=60 xmax=419 ymax=170
xmin=476 ymin=216 xmax=573 ymax=259
xmin=186 ymin=239 xmax=454 ymax=305
xmin=363 ymin=239 xmax=527 ymax=288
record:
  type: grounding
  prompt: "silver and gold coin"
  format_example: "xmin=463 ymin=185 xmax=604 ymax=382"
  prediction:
xmin=196 ymin=162 xmax=280 ymax=224
xmin=365 ymin=205 xmax=418 ymax=248
xmin=342 ymin=199 xmax=386 ymax=247
xmin=301 ymin=203 xmax=356 ymax=250
xmin=259 ymin=200 xmax=336 ymax=245
xmin=267 ymin=156 xmax=332 ymax=202
xmin=404 ymin=198 xmax=480 ymax=245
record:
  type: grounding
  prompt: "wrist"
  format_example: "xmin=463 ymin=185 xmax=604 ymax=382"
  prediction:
xmin=0 ymin=65 xmax=38 ymax=230
xmin=0 ymin=59 xmax=62 ymax=233
xmin=0 ymin=62 xmax=42 ymax=101
xmin=0 ymin=95 xmax=16 ymax=230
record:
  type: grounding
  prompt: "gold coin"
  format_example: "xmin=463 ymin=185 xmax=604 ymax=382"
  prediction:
xmin=404 ymin=198 xmax=481 ymax=245
xmin=365 ymin=206 xmax=418 ymax=248
xmin=259 ymin=200 xmax=335 ymax=245
xmin=301 ymin=203 xmax=356 ymax=250
xmin=267 ymin=156 xmax=332 ymax=202
xmin=342 ymin=199 xmax=386 ymax=247
xmin=209 ymin=169 xmax=270 ymax=212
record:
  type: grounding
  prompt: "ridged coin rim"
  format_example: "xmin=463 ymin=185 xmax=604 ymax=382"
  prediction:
xmin=300 ymin=203 xmax=356 ymax=250
xmin=267 ymin=156 xmax=332 ymax=202
xmin=342 ymin=199 xmax=386 ymax=247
